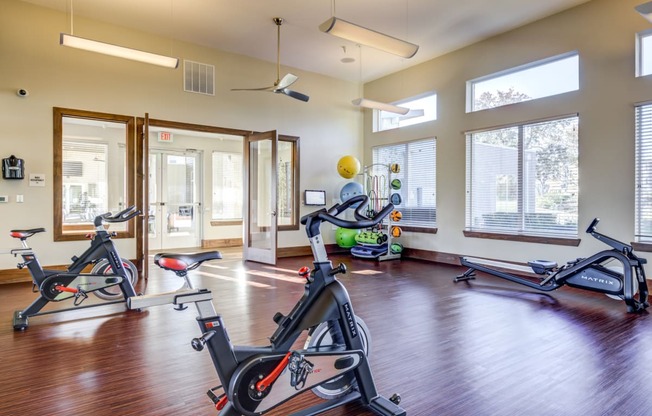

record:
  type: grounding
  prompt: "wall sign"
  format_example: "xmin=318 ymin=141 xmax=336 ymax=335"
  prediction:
xmin=29 ymin=173 xmax=45 ymax=187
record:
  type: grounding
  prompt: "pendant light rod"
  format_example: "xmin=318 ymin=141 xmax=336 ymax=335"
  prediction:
xmin=60 ymin=0 xmax=178 ymax=69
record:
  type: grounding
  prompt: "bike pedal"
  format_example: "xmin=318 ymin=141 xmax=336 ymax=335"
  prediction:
xmin=206 ymin=388 xmax=220 ymax=404
xmin=273 ymin=312 xmax=285 ymax=324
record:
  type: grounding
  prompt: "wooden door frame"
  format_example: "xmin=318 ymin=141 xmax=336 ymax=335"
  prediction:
xmin=135 ymin=118 xmax=250 ymax=277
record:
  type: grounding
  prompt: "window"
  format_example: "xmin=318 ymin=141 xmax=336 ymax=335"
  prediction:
xmin=636 ymin=30 xmax=652 ymax=77
xmin=54 ymin=108 xmax=135 ymax=241
xmin=212 ymin=151 xmax=243 ymax=220
xmin=465 ymin=115 xmax=579 ymax=238
xmin=277 ymin=136 xmax=300 ymax=230
xmin=636 ymin=103 xmax=652 ymax=242
xmin=62 ymin=141 xmax=110 ymax=222
xmin=467 ymin=52 xmax=579 ymax=112
xmin=372 ymin=138 xmax=436 ymax=231
xmin=375 ymin=93 xmax=437 ymax=132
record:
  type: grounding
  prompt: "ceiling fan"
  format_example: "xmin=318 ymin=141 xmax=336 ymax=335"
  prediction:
xmin=231 ymin=17 xmax=309 ymax=102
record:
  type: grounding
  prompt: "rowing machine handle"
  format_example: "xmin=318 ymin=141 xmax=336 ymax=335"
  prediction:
xmin=300 ymin=195 xmax=393 ymax=238
xmin=586 ymin=217 xmax=600 ymax=234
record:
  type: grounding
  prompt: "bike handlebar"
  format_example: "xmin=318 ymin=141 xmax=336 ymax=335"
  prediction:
xmin=301 ymin=195 xmax=394 ymax=238
xmin=94 ymin=205 xmax=141 ymax=227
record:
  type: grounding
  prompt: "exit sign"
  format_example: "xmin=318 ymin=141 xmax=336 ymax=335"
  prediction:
xmin=158 ymin=131 xmax=173 ymax=143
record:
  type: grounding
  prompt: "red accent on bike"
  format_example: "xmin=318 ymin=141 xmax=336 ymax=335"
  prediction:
xmin=10 ymin=231 xmax=26 ymax=239
xmin=255 ymin=352 xmax=292 ymax=392
xmin=298 ymin=266 xmax=310 ymax=276
xmin=157 ymin=258 xmax=188 ymax=271
xmin=55 ymin=285 xmax=78 ymax=293
xmin=215 ymin=395 xmax=228 ymax=411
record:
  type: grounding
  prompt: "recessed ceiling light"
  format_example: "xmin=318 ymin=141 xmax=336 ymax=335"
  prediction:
xmin=341 ymin=57 xmax=356 ymax=63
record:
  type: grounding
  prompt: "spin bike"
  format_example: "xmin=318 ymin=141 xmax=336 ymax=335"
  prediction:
xmin=455 ymin=218 xmax=650 ymax=313
xmin=129 ymin=195 xmax=405 ymax=416
xmin=12 ymin=205 xmax=141 ymax=330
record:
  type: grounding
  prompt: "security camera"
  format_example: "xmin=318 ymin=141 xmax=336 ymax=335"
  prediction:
xmin=16 ymin=89 xmax=29 ymax=97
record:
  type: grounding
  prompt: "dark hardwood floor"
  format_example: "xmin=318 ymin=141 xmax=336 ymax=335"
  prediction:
xmin=1 ymin=253 xmax=652 ymax=416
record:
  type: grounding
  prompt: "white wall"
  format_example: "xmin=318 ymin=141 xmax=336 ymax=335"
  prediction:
xmin=364 ymin=0 xmax=652 ymax=265
xmin=0 ymin=0 xmax=363 ymax=268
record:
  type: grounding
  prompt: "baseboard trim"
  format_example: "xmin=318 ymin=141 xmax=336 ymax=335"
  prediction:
xmin=0 ymin=264 xmax=69 ymax=285
xmin=201 ymin=238 xmax=243 ymax=248
xmin=402 ymin=247 xmax=460 ymax=265
xmin=277 ymin=244 xmax=349 ymax=258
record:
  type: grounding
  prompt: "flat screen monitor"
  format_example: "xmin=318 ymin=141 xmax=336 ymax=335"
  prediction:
xmin=305 ymin=189 xmax=326 ymax=206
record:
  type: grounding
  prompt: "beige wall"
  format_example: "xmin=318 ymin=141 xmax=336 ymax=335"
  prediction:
xmin=4 ymin=0 xmax=650 ymax=270
xmin=0 ymin=0 xmax=362 ymax=268
xmin=364 ymin=0 xmax=652 ymax=265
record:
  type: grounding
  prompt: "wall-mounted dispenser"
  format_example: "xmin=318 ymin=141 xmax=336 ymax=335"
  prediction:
xmin=2 ymin=155 xmax=25 ymax=180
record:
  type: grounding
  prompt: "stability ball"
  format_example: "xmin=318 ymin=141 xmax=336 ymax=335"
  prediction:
xmin=337 ymin=155 xmax=361 ymax=179
xmin=340 ymin=182 xmax=364 ymax=206
xmin=336 ymin=227 xmax=360 ymax=248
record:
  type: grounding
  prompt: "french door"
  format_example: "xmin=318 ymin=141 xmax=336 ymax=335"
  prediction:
xmin=148 ymin=149 xmax=202 ymax=250
xmin=244 ymin=131 xmax=277 ymax=264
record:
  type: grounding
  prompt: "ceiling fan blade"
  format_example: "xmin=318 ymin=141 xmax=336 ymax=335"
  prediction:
xmin=278 ymin=88 xmax=310 ymax=102
xmin=275 ymin=73 xmax=298 ymax=90
xmin=232 ymin=18 xmax=308 ymax=103
xmin=231 ymin=86 xmax=275 ymax=92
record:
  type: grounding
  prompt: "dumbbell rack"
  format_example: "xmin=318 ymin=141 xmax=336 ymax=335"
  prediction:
xmin=356 ymin=163 xmax=401 ymax=261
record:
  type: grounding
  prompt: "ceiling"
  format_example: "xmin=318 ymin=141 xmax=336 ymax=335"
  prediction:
xmin=22 ymin=0 xmax=591 ymax=83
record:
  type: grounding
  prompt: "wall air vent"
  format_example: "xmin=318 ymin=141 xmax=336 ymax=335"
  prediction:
xmin=184 ymin=60 xmax=215 ymax=95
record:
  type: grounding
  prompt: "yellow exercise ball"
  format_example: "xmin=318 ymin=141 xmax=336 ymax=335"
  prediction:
xmin=337 ymin=155 xmax=361 ymax=179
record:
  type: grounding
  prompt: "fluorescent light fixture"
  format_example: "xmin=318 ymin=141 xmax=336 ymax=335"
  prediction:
xmin=398 ymin=109 xmax=425 ymax=121
xmin=319 ymin=17 xmax=419 ymax=59
xmin=60 ymin=33 xmax=179 ymax=69
xmin=637 ymin=2 xmax=652 ymax=22
xmin=352 ymin=98 xmax=410 ymax=115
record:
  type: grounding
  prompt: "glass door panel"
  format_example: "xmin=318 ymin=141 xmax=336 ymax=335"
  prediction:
xmin=244 ymin=131 xmax=277 ymax=264
xmin=148 ymin=150 xmax=201 ymax=250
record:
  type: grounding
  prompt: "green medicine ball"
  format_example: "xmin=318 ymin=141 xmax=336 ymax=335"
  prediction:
xmin=336 ymin=227 xmax=360 ymax=248
xmin=390 ymin=242 xmax=404 ymax=254
xmin=390 ymin=178 xmax=402 ymax=190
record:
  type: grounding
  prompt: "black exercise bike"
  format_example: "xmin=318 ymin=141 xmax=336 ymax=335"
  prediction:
xmin=12 ymin=205 xmax=141 ymax=330
xmin=131 ymin=195 xmax=406 ymax=415
xmin=455 ymin=218 xmax=650 ymax=313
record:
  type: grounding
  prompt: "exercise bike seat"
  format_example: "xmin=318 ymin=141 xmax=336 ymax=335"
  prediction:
xmin=527 ymin=260 xmax=558 ymax=275
xmin=10 ymin=228 xmax=45 ymax=240
xmin=154 ymin=251 xmax=222 ymax=272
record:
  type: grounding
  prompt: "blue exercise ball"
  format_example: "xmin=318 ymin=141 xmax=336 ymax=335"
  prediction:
xmin=340 ymin=182 xmax=364 ymax=206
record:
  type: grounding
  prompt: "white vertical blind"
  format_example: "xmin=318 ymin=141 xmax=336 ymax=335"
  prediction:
xmin=212 ymin=151 xmax=243 ymax=220
xmin=636 ymin=103 xmax=652 ymax=241
xmin=372 ymin=138 xmax=436 ymax=228
xmin=62 ymin=140 xmax=109 ymax=223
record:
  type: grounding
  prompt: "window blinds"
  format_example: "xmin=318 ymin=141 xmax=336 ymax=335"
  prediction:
xmin=466 ymin=116 xmax=578 ymax=236
xmin=636 ymin=103 xmax=652 ymax=241
xmin=373 ymin=138 xmax=436 ymax=228
xmin=212 ymin=152 xmax=243 ymax=220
